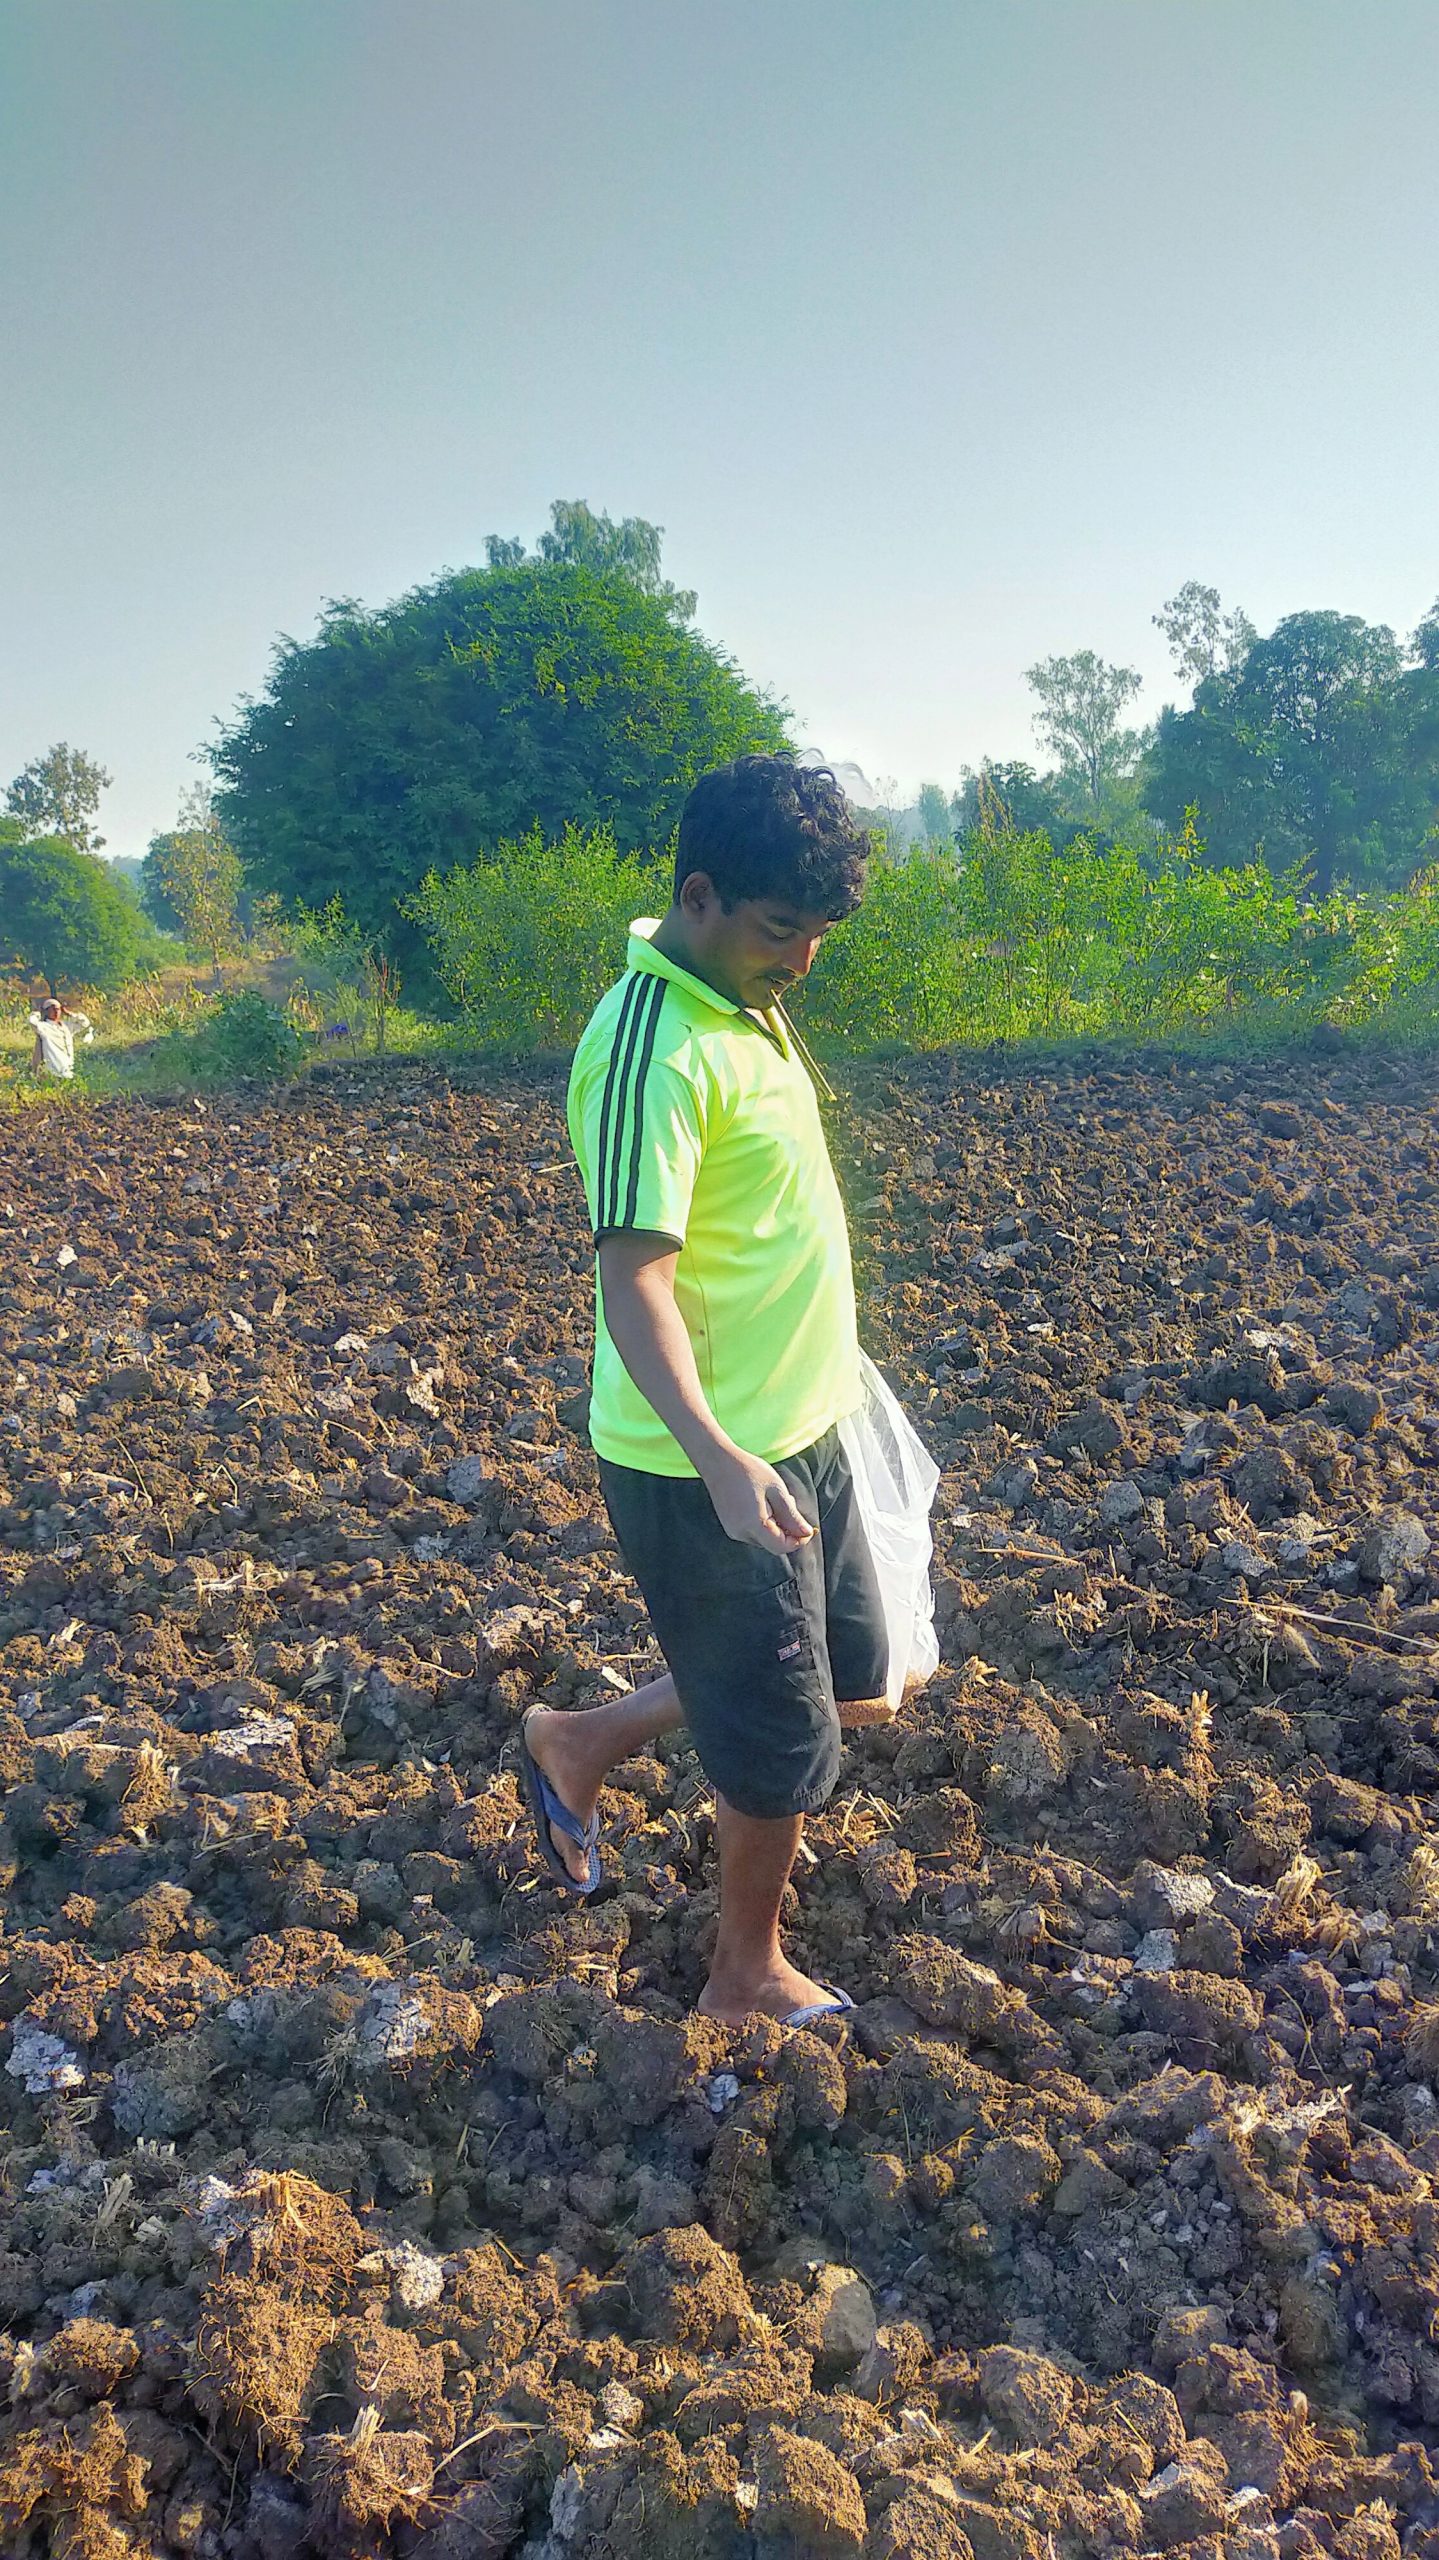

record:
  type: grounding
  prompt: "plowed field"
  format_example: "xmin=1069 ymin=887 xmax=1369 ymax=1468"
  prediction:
xmin=2 ymin=1047 xmax=1439 ymax=2560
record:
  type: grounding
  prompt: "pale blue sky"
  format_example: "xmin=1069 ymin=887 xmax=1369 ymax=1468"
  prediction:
xmin=3 ymin=0 xmax=1438 ymax=859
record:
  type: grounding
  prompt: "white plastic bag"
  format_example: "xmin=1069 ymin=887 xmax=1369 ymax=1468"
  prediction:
xmin=838 ymin=1352 xmax=940 ymax=1710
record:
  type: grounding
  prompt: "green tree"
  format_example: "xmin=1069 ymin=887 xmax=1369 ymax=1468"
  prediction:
xmin=951 ymin=759 xmax=1080 ymax=844
xmin=1026 ymin=652 xmax=1144 ymax=813
xmin=213 ymin=561 xmax=788 ymax=966
xmin=5 ymin=743 xmax=113 ymax=853
xmin=917 ymin=781 xmax=951 ymax=844
xmin=1153 ymin=583 xmax=1256 ymax=690
xmin=139 ymin=837 xmax=185 ymax=935
xmin=1148 ymin=609 xmax=1439 ymax=893
xmin=144 ymin=783 xmax=244 ymax=967
xmin=484 ymin=499 xmax=698 ymax=619
xmin=0 ymin=834 xmax=155 ymax=992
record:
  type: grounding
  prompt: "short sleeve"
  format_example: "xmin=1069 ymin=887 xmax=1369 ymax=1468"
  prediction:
xmin=584 ymin=1049 xmax=706 ymax=1246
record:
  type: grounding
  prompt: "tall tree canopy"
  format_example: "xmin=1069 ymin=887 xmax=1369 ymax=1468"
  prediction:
xmin=1026 ymin=652 xmax=1144 ymax=813
xmin=484 ymin=499 xmax=698 ymax=620
xmin=213 ymin=558 xmax=787 ymax=957
xmin=1147 ymin=607 xmax=1439 ymax=892
xmin=5 ymin=743 xmax=112 ymax=854
xmin=0 ymin=832 xmax=156 ymax=992
xmin=951 ymin=760 xmax=1086 ymax=846
xmin=1153 ymin=583 xmax=1256 ymax=690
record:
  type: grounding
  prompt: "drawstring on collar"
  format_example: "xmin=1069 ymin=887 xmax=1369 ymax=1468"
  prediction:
xmin=771 ymin=999 xmax=838 ymax=1104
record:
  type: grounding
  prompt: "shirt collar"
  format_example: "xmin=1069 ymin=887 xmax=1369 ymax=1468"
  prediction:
xmin=626 ymin=919 xmax=793 ymax=1055
xmin=627 ymin=918 xmax=740 ymax=1015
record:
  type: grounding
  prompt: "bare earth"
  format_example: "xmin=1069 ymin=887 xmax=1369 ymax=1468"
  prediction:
xmin=1 ymin=1046 xmax=1437 ymax=2559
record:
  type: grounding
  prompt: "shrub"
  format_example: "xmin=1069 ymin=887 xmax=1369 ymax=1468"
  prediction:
xmin=409 ymin=805 xmax=1439 ymax=1062
xmin=794 ymin=818 xmax=1439 ymax=1055
xmin=409 ymin=824 xmax=655 ymax=1049
xmin=182 ymin=988 xmax=303 ymax=1080
xmin=290 ymin=899 xmax=403 ymax=1053
xmin=801 ymin=846 xmax=977 ymax=1049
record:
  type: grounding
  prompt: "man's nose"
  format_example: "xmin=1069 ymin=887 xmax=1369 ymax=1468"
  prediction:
xmin=789 ymin=936 xmax=823 ymax=979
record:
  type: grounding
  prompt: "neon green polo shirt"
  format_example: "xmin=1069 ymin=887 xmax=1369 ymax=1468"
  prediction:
xmin=567 ymin=920 xmax=861 ymax=1477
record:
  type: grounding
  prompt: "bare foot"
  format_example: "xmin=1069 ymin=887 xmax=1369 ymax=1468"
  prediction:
xmin=696 ymin=1957 xmax=845 ymax=2027
xmin=524 ymin=1706 xmax=605 ymax=1888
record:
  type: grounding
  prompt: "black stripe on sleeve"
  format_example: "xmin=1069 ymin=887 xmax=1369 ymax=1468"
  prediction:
xmin=621 ymin=980 xmax=668 ymax=1229
xmin=593 ymin=974 xmax=642 ymax=1226
xmin=603 ymin=973 xmax=659 ymax=1230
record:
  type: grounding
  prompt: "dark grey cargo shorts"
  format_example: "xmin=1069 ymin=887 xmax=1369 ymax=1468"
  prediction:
xmin=597 ymin=1424 xmax=889 ymax=1820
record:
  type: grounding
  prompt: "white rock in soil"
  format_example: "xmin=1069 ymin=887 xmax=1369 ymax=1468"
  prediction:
xmin=361 ymin=2239 xmax=446 ymax=2309
xmin=356 ymin=1983 xmax=428 ymax=2069
xmin=190 ymin=2176 xmax=251 ymax=2246
xmin=1132 ymin=1863 xmax=1215 ymax=1928
xmin=1133 ymin=1929 xmax=1179 ymax=1973
xmin=1275 ymin=1513 xmax=1323 ymax=1567
xmin=549 ymin=2464 xmax=585 ymax=2539
xmin=1222 ymin=1539 xmax=1268 ymax=1581
xmin=1358 ymin=1511 xmax=1430 ymax=1586
xmin=6 ymin=2023 xmax=87 ymax=2094
xmin=205 ymin=1716 xmax=296 ymax=1756
xmin=446 ymin=1454 xmax=491 ymax=1504
xmin=598 ymin=2382 xmax=644 ymax=2432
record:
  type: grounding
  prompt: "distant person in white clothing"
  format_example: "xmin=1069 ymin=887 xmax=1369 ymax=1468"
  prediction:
xmin=28 ymin=998 xmax=95 ymax=1079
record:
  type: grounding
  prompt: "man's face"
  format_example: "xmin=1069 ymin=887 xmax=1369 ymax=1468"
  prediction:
xmin=679 ymin=878 xmax=835 ymax=1011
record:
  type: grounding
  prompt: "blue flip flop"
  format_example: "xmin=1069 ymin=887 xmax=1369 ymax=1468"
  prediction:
xmin=519 ymin=1713 xmax=601 ymax=1897
xmin=783 ymin=1987 xmax=855 ymax=2028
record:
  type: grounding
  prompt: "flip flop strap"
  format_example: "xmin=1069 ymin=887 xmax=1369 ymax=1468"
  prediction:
xmin=785 ymin=1988 xmax=854 ymax=2027
xmin=534 ymin=1765 xmax=599 ymax=1854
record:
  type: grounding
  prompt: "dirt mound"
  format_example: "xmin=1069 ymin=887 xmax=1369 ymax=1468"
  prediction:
xmin=2 ymin=1049 xmax=1439 ymax=2555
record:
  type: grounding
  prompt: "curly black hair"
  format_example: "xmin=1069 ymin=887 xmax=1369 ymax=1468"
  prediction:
xmin=674 ymin=755 xmax=869 ymax=917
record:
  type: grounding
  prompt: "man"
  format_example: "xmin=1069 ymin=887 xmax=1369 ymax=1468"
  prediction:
xmin=28 ymin=997 xmax=95 ymax=1079
xmin=522 ymin=753 xmax=889 ymax=2026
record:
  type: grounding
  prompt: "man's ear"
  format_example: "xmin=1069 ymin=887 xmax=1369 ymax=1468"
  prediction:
xmin=677 ymin=870 xmax=717 ymax=919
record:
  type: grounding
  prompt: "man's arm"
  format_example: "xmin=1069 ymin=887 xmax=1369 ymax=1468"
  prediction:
xmin=598 ymin=1233 xmax=813 ymax=1556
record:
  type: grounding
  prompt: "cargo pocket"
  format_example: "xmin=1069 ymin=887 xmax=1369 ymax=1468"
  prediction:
xmin=678 ymin=1553 xmax=838 ymax=1817
xmin=766 ymin=1574 xmax=818 ymax=1677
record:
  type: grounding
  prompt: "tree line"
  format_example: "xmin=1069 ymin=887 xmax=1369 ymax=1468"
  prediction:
xmin=0 ymin=503 xmax=778 ymax=996
xmin=3 ymin=504 xmax=1437 ymax=1004
xmin=914 ymin=581 xmax=1439 ymax=897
